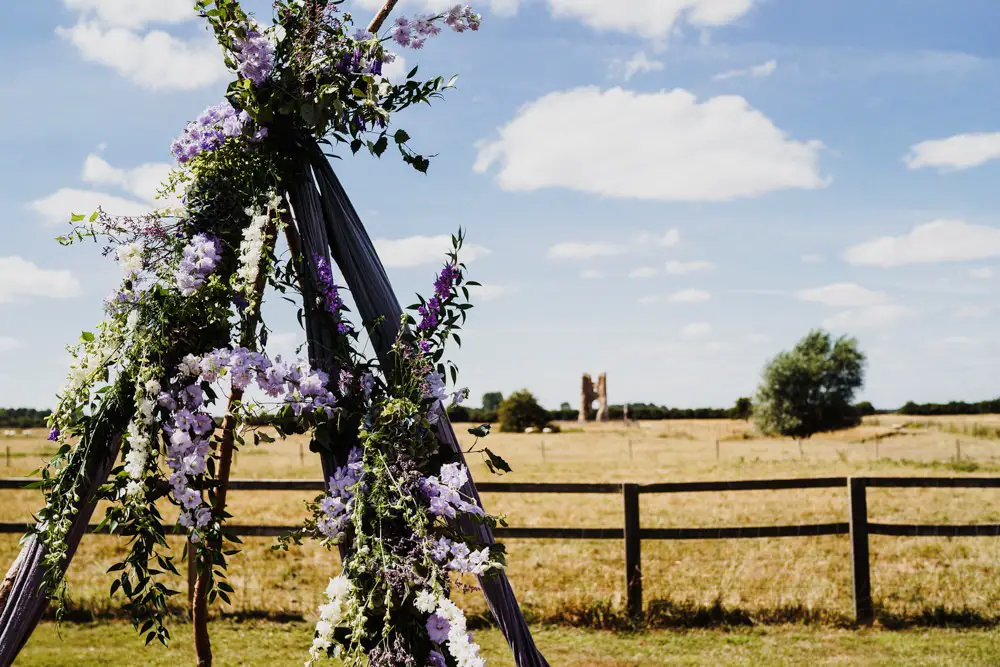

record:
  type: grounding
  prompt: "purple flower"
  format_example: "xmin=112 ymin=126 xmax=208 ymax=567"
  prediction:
xmin=175 ymin=233 xmax=221 ymax=296
xmin=314 ymin=254 xmax=352 ymax=333
xmin=427 ymin=650 xmax=446 ymax=667
xmin=47 ymin=427 xmax=60 ymax=441
xmin=170 ymin=100 xmax=256 ymax=164
xmin=425 ymin=614 xmax=450 ymax=643
xmin=233 ymin=29 xmax=275 ymax=87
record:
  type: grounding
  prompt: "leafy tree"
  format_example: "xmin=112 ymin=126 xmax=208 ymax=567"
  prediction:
xmin=482 ymin=391 xmax=504 ymax=412
xmin=559 ymin=402 xmax=571 ymax=411
xmin=753 ymin=329 xmax=866 ymax=439
xmin=498 ymin=390 xmax=549 ymax=433
xmin=732 ymin=397 xmax=753 ymax=421
xmin=854 ymin=401 xmax=877 ymax=417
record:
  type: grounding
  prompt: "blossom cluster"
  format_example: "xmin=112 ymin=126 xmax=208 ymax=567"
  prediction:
xmin=417 ymin=263 xmax=459 ymax=331
xmin=234 ymin=28 xmax=276 ymax=86
xmin=175 ymin=233 xmax=222 ymax=296
xmin=417 ymin=593 xmax=486 ymax=667
xmin=421 ymin=462 xmax=483 ymax=520
xmin=429 ymin=535 xmax=494 ymax=576
xmin=234 ymin=202 xmax=273 ymax=302
xmin=314 ymin=255 xmax=351 ymax=334
xmin=307 ymin=575 xmax=356 ymax=667
xmin=170 ymin=100 xmax=265 ymax=164
xmin=390 ymin=5 xmax=481 ymax=49
xmin=159 ymin=347 xmax=337 ymax=538
xmin=122 ymin=376 xmax=161 ymax=500
xmin=316 ymin=447 xmax=362 ymax=542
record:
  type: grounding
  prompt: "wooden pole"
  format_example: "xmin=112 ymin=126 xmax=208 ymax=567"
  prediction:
xmin=192 ymin=209 xmax=278 ymax=667
xmin=367 ymin=0 xmax=400 ymax=33
xmin=848 ymin=477 xmax=874 ymax=626
xmin=715 ymin=439 xmax=720 ymax=463
xmin=623 ymin=483 xmax=642 ymax=622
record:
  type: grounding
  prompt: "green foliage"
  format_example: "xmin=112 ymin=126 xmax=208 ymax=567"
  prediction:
xmin=732 ymin=397 xmax=753 ymax=421
xmin=481 ymin=391 xmax=503 ymax=412
xmin=898 ymin=399 xmax=1000 ymax=415
xmin=0 ymin=408 xmax=52 ymax=428
xmin=497 ymin=390 xmax=549 ymax=433
xmin=753 ymin=329 xmax=866 ymax=439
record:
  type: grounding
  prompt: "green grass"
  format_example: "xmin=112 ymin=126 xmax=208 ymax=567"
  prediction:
xmin=15 ymin=621 xmax=1000 ymax=666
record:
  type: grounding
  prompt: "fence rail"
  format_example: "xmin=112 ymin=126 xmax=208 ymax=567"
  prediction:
xmin=1 ymin=475 xmax=998 ymax=625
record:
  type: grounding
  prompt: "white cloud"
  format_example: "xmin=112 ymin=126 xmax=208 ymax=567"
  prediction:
xmin=968 ymin=267 xmax=994 ymax=280
xmin=31 ymin=188 xmax=151 ymax=226
xmin=822 ymin=304 xmax=912 ymax=330
xmin=353 ymin=0 xmax=520 ymax=17
xmin=636 ymin=228 xmax=681 ymax=247
xmin=952 ymin=305 xmax=992 ymax=320
xmin=629 ymin=266 xmax=659 ymax=279
xmin=680 ymin=322 xmax=712 ymax=338
xmin=669 ymin=289 xmax=711 ymax=303
xmin=795 ymin=283 xmax=888 ymax=308
xmin=0 ymin=257 xmax=82 ymax=304
xmin=63 ymin=0 xmax=196 ymax=29
xmin=712 ymin=59 xmax=777 ymax=81
xmin=0 ymin=337 xmax=23 ymax=354
xmin=468 ymin=284 xmax=515 ymax=301
xmin=581 ymin=269 xmax=606 ymax=280
xmin=547 ymin=242 xmax=628 ymax=260
xmin=474 ymin=87 xmax=827 ymax=202
xmin=844 ymin=220 xmax=1000 ymax=267
xmin=664 ymin=260 xmax=714 ymax=275
xmin=374 ymin=234 xmax=491 ymax=269
xmin=904 ymin=132 xmax=1000 ymax=172
xmin=82 ymin=154 xmax=174 ymax=204
xmin=800 ymin=253 xmax=824 ymax=264
xmin=381 ymin=54 xmax=409 ymax=82
xmin=623 ymin=52 xmax=664 ymax=81
xmin=638 ymin=294 xmax=659 ymax=305
xmin=547 ymin=0 xmax=756 ymax=40
xmin=56 ymin=21 xmax=229 ymax=92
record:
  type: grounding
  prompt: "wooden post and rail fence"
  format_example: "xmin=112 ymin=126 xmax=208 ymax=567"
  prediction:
xmin=2 ymin=475 xmax=999 ymax=626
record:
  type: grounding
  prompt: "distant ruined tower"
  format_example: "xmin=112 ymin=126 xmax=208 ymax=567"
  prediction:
xmin=579 ymin=372 xmax=609 ymax=422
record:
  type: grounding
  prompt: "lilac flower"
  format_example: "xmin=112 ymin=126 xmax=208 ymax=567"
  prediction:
xmin=426 ymin=614 xmax=450 ymax=643
xmin=422 ymin=463 xmax=484 ymax=521
xmin=392 ymin=6 xmax=481 ymax=49
xmin=317 ymin=448 xmax=363 ymax=541
xmin=314 ymin=254 xmax=352 ymax=334
xmin=424 ymin=372 xmax=448 ymax=401
xmin=175 ymin=234 xmax=221 ymax=296
xmin=171 ymin=100 xmax=256 ymax=164
xmin=47 ymin=427 xmax=60 ymax=441
xmin=444 ymin=5 xmax=482 ymax=33
xmin=418 ymin=339 xmax=433 ymax=354
xmin=427 ymin=651 xmax=447 ymax=667
xmin=361 ymin=373 xmax=374 ymax=400
xmin=233 ymin=28 xmax=275 ymax=86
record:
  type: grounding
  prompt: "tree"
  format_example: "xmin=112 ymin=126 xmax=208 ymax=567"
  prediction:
xmin=753 ymin=329 xmax=866 ymax=440
xmin=498 ymin=389 xmax=549 ymax=433
xmin=482 ymin=391 xmax=503 ymax=412
xmin=732 ymin=397 xmax=753 ymax=421
xmin=559 ymin=402 xmax=571 ymax=411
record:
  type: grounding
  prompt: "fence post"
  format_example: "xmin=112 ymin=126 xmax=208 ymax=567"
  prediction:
xmin=848 ymin=477 xmax=873 ymax=625
xmin=623 ymin=483 xmax=642 ymax=621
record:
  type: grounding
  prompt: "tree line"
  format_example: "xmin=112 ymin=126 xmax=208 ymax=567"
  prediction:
xmin=0 ymin=408 xmax=52 ymax=429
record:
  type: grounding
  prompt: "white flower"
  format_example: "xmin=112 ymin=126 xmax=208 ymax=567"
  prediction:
xmin=116 ymin=241 xmax=144 ymax=277
xmin=145 ymin=379 xmax=161 ymax=396
xmin=415 ymin=590 xmax=437 ymax=613
xmin=178 ymin=354 xmax=201 ymax=376
xmin=125 ymin=480 xmax=143 ymax=496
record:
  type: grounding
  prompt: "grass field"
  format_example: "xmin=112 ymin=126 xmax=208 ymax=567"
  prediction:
xmin=3 ymin=416 xmax=1000 ymax=663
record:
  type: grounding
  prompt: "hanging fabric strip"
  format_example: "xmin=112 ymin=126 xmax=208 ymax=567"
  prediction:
xmin=0 ymin=391 xmax=131 ymax=667
xmin=303 ymin=148 xmax=550 ymax=667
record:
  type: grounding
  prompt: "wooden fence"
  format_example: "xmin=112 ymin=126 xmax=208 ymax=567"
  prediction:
xmin=2 ymin=475 xmax=999 ymax=625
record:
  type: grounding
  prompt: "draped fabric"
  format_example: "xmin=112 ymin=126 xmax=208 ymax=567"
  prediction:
xmin=301 ymin=148 xmax=550 ymax=667
xmin=0 ymin=394 xmax=130 ymax=667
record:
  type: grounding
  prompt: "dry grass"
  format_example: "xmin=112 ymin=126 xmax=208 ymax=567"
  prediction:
xmin=2 ymin=416 xmax=999 ymax=628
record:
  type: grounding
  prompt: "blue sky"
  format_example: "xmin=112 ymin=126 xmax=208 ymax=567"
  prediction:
xmin=2 ymin=0 xmax=1000 ymax=411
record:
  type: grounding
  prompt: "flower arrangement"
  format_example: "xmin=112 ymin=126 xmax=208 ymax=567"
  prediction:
xmin=21 ymin=2 xmax=527 ymax=666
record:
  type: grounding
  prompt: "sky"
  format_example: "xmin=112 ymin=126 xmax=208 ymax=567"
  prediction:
xmin=2 ymin=0 xmax=1000 ymax=411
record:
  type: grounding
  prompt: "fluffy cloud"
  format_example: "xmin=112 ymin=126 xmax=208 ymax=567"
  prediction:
xmin=83 ymin=154 xmax=174 ymax=203
xmin=953 ymin=305 xmax=992 ymax=320
xmin=712 ymin=58 xmax=777 ymax=81
xmin=374 ymin=234 xmax=491 ymax=268
xmin=638 ymin=294 xmax=659 ymax=305
xmin=629 ymin=266 xmax=659 ymax=279
xmin=669 ymin=289 xmax=711 ymax=303
xmin=0 ymin=337 xmax=22 ymax=354
xmin=63 ymin=0 xmax=195 ymax=29
xmin=665 ymin=260 xmax=714 ymax=275
xmin=844 ymin=220 xmax=1000 ymax=267
xmin=904 ymin=132 xmax=1000 ymax=171
xmin=0 ymin=257 xmax=82 ymax=303
xmin=622 ymin=52 xmax=664 ymax=81
xmin=680 ymin=322 xmax=712 ymax=338
xmin=547 ymin=242 xmax=628 ymax=260
xmin=795 ymin=283 xmax=888 ymax=308
xmin=822 ymin=305 xmax=912 ymax=330
xmin=968 ymin=267 xmax=993 ymax=280
xmin=581 ymin=269 xmax=606 ymax=280
xmin=468 ymin=284 xmax=515 ymax=301
xmin=381 ymin=53 xmax=409 ymax=82
xmin=475 ymin=87 xmax=826 ymax=202
xmin=31 ymin=188 xmax=151 ymax=226
xmin=636 ymin=229 xmax=681 ymax=247
xmin=547 ymin=0 xmax=756 ymax=40
xmin=56 ymin=21 xmax=229 ymax=92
